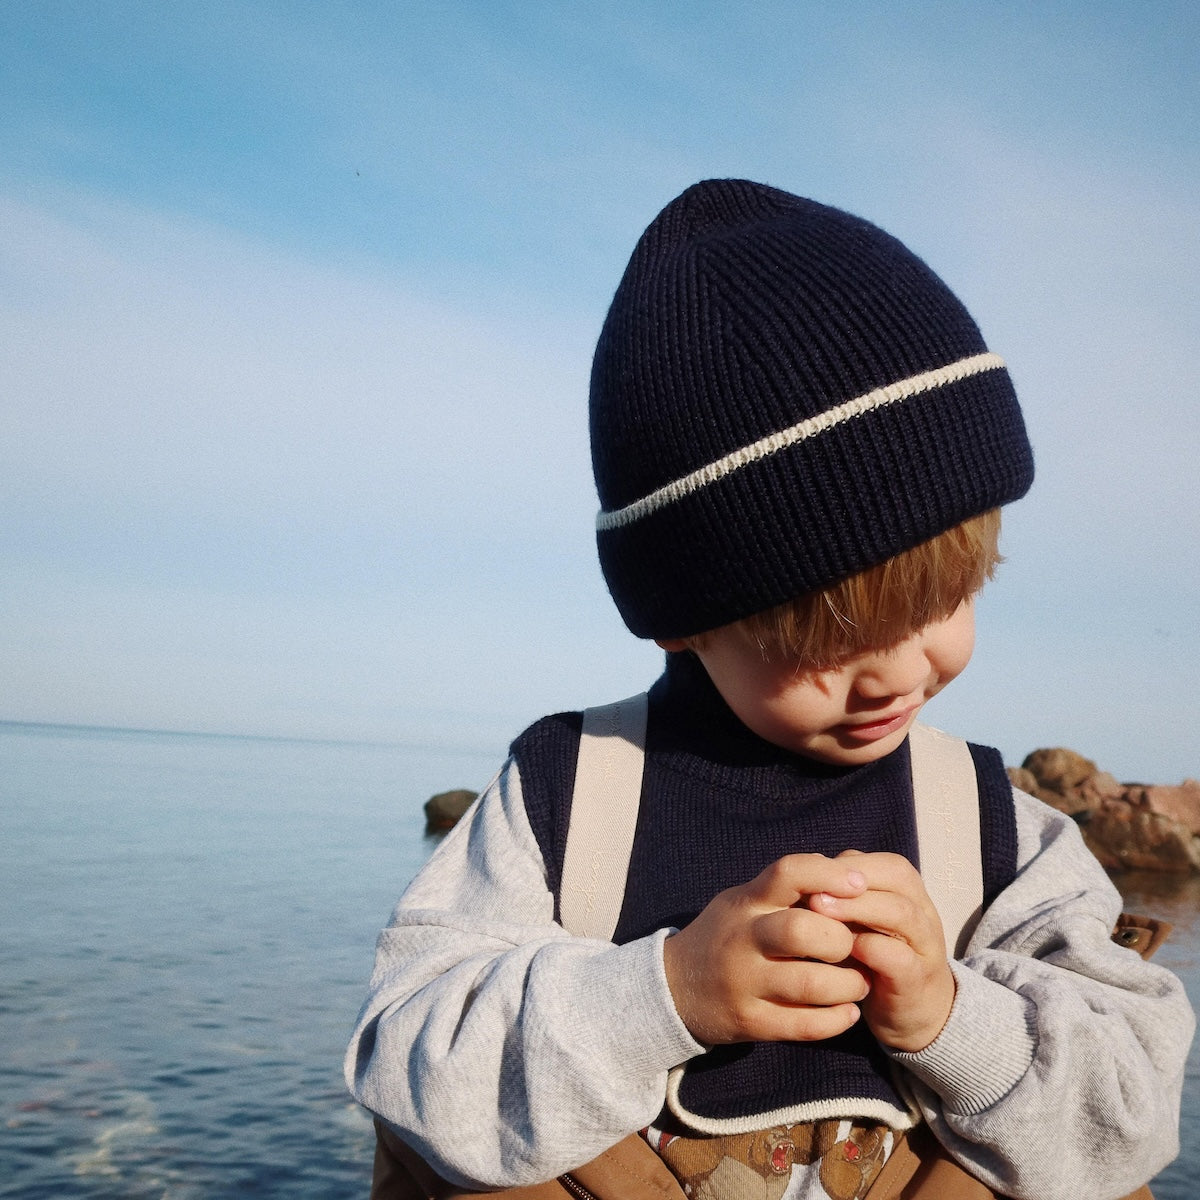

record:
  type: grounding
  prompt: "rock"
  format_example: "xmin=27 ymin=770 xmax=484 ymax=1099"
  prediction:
xmin=1007 ymin=764 xmax=1079 ymax=815
xmin=1022 ymin=747 xmax=1097 ymax=792
xmin=425 ymin=788 xmax=477 ymax=832
xmin=1079 ymin=802 xmax=1200 ymax=874
xmin=1006 ymin=765 xmax=1039 ymax=796
xmin=1017 ymin=749 xmax=1123 ymax=816
xmin=1014 ymin=747 xmax=1200 ymax=873
xmin=1082 ymin=769 xmax=1125 ymax=804
xmin=1124 ymin=781 xmax=1200 ymax=836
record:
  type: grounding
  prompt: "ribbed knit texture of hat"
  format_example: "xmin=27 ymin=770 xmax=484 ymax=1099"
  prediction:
xmin=590 ymin=179 xmax=1035 ymax=640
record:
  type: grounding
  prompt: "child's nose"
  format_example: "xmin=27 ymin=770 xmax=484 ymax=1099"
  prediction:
xmin=853 ymin=637 xmax=930 ymax=700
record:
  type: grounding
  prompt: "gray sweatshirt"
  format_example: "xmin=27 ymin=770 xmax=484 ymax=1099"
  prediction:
xmin=345 ymin=753 xmax=1192 ymax=1200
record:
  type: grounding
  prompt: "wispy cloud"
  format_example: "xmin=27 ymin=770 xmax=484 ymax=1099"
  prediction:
xmin=0 ymin=189 xmax=653 ymax=741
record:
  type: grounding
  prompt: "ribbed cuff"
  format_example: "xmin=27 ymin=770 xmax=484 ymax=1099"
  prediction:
xmin=888 ymin=960 xmax=1036 ymax=1115
xmin=567 ymin=928 xmax=706 ymax=1074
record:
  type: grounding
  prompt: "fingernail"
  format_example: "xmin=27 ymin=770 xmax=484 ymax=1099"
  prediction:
xmin=847 ymin=870 xmax=866 ymax=889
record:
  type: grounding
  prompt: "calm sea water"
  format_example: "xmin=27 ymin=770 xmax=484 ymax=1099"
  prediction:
xmin=1 ymin=722 xmax=1196 ymax=1198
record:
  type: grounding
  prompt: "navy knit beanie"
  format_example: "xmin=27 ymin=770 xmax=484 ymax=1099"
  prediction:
xmin=590 ymin=179 xmax=1034 ymax=640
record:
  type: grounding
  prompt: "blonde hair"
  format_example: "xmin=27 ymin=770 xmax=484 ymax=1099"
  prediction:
xmin=703 ymin=509 xmax=1002 ymax=667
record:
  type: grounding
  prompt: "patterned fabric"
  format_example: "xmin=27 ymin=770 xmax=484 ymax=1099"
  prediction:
xmin=645 ymin=1120 xmax=896 ymax=1200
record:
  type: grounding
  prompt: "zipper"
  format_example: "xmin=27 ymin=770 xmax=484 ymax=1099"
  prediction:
xmin=559 ymin=1173 xmax=599 ymax=1200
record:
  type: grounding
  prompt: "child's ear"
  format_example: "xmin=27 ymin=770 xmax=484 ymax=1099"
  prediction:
xmin=655 ymin=637 xmax=690 ymax=653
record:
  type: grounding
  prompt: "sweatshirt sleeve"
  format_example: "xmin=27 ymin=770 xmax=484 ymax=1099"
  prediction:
xmin=343 ymin=756 xmax=704 ymax=1190
xmin=889 ymin=788 xmax=1194 ymax=1200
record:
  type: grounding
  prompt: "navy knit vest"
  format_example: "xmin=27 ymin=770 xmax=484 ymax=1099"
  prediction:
xmin=515 ymin=652 xmax=1018 ymax=1130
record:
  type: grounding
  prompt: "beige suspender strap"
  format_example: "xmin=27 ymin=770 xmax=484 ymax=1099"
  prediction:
xmin=908 ymin=723 xmax=984 ymax=958
xmin=559 ymin=693 xmax=649 ymax=940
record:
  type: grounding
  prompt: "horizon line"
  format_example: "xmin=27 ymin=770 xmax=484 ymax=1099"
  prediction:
xmin=0 ymin=716 xmax=501 ymax=758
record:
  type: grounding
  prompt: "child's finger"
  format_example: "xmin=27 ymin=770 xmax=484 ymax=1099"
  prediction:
xmin=745 ymin=853 xmax=868 ymax=910
xmin=760 ymin=959 xmax=871 ymax=1009
xmin=748 ymin=1000 xmax=864 ymax=1045
xmin=754 ymin=905 xmax=857 ymax=964
xmin=819 ymin=853 xmax=939 ymax=925
xmin=850 ymin=928 xmax=928 ymax=976
xmin=810 ymin=888 xmax=945 ymax=957
xmin=810 ymin=885 xmax=925 ymax=933
xmin=834 ymin=849 xmax=919 ymax=891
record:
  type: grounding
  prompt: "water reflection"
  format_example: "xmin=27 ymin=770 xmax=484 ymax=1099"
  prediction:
xmin=1111 ymin=872 xmax=1200 ymax=1199
xmin=3 ymin=725 xmax=1197 ymax=1198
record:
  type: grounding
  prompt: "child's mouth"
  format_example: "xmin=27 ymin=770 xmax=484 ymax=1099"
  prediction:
xmin=838 ymin=706 xmax=919 ymax=742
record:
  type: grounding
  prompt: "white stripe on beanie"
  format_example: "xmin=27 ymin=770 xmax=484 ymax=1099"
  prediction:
xmin=596 ymin=351 xmax=1006 ymax=532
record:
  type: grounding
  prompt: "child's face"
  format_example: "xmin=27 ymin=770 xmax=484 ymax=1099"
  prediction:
xmin=659 ymin=601 xmax=975 ymax=765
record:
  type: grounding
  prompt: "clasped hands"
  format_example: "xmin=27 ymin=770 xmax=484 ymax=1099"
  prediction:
xmin=662 ymin=851 xmax=956 ymax=1054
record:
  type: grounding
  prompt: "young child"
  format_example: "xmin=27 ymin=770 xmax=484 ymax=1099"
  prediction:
xmin=346 ymin=180 xmax=1192 ymax=1200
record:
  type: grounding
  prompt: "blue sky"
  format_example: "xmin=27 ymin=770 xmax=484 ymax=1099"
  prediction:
xmin=2 ymin=2 xmax=1198 ymax=783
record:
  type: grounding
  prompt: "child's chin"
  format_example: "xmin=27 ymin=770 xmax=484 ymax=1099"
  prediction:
xmin=806 ymin=724 xmax=914 ymax=766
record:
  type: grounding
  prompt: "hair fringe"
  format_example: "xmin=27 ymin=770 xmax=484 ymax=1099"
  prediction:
xmin=729 ymin=510 xmax=1002 ymax=667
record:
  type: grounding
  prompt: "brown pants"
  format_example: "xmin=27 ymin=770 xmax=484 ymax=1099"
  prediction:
xmin=372 ymin=1118 xmax=1153 ymax=1200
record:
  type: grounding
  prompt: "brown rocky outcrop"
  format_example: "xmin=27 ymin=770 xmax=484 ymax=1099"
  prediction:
xmin=1126 ymin=781 xmax=1200 ymax=836
xmin=1012 ymin=751 xmax=1200 ymax=873
xmin=424 ymin=788 xmax=477 ymax=832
